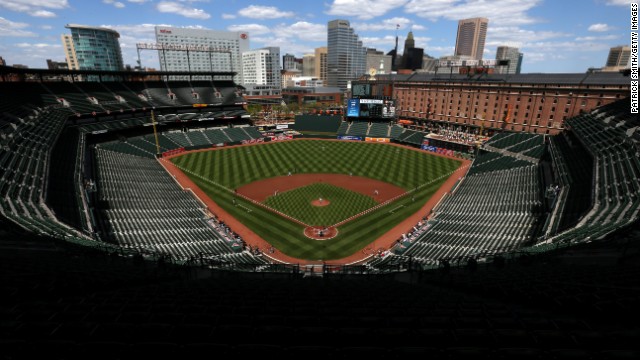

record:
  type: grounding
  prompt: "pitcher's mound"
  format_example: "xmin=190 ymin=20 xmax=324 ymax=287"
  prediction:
xmin=311 ymin=199 xmax=330 ymax=207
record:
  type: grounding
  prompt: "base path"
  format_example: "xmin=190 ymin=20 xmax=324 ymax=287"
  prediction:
xmin=160 ymin=138 xmax=471 ymax=266
xmin=237 ymin=174 xmax=405 ymax=203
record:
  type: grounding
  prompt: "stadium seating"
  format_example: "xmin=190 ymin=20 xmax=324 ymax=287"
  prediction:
xmin=396 ymin=129 xmax=427 ymax=146
xmin=0 ymin=73 xmax=639 ymax=357
xmin=402 ymin=161 xmax=543 ymax=264
xmin=93 ymin=148 xmax=264 ymax=261
xmin=0 ymin=107 xmax=92 ymax=241
xmin=367 ymin=122 xmax=389 ymax=137
xmin=541 ymin=98 xmax=640 ymax=245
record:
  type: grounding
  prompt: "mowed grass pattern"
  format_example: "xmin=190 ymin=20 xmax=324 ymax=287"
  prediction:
xmin=264 ymin=183 xmax=377 ymax=226
xmin=171 ymin=140 xmax=462 ymax=260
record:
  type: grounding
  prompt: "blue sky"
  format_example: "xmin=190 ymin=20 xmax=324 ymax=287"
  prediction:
xmin=0 ymin=0 xmax=635 ymax=73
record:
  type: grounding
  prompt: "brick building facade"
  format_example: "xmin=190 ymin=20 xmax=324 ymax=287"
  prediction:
xmin=358 ymin=72 xmax=630 ymax=135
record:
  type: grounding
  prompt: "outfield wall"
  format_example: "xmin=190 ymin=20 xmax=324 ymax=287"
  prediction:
xmin=293 ymin=115 xmax=342 ymax=133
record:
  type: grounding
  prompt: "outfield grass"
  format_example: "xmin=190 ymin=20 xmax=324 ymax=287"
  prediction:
xmin=171 ymin=140 xmax=461 ymax=260
xmin=264 ymin=183 xmax=377 ymax=226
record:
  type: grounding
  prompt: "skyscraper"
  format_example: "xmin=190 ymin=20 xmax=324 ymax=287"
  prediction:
xmin=400 ymin=31 xmax=424 ymax=71
xmin=315 ymin=47 xmax=328 ymax=82
xmin=327 ymin=19 xmax=366 ymax=91
xmin=604 ymin=45 xmax=631 ymax=71
xmin=62 ymin=24 xmax=123 ymax=71
xmin=495 ymin=46 xmax=522 ymax=74
xmin=454 ymin=17 xmax=489 ymax=60
xmin=154 ymin=26 xmax=249 ymax=83
xmin=242 ymin=47 xmax=281 ymax=88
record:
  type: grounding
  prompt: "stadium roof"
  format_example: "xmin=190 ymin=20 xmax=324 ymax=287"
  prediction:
xmin=374 ymin=71 xmax=630 ymax=85
xmin=0 ymin=65 xmax=237 ymax=81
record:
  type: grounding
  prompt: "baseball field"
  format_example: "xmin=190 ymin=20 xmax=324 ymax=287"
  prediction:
xmin=169 ymin=139 xmax=462 ymax=260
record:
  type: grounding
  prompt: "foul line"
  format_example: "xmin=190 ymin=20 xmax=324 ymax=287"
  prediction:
xmin=388 ymin=205 xmax=405 ymax=214
xmin=330 ymin=163 xmax=471 ymax=228
xmin=163 ymin=159 xmax=312 ymax=228
xmin=163 ymin=158 xmax=471 ymax=231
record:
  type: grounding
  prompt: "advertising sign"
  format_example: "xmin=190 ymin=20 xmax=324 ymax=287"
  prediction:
xmin=337 ymin=135 xmax=363 ymax=141
xmin=347 ymin=99 xmax=360 ymax=117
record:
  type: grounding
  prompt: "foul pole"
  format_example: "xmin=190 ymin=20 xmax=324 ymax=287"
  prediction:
xmin=151 ymin=110 xmax=161 ymax=156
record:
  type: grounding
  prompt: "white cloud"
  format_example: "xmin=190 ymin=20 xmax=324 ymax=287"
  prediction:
xmin=486 ymin=26 xmax=571 ymax=49
xmin=15 ymin=42 xmax=61 ymax=48
xmin=326 ymin=0 xmax=408 ymax=20
xmin=40 ymin=25 xmax=53 ymax=30
xmin=0 ymin=0 xmax=68 ymax=17
xmin=156 ymin=1 xmax=210 ymax=19
xmin=222 ymin=13 xmax=236 ymax=19
xmin=32 ymin=10 xmax=56 ymax=17
xmin=588 ymin=23 xmax=612 ymax=32
xmin=227 ymin=24 xmax=271 ymax=36
xmin=272 ymin=21 xmax=327 ymax=42
xmin=238 ymin=5 xmax=295 ymax=19
xmin=405 ymin=0 xmax=542 ymax=26
xmin=127 ymin=0 xmax=149 ymax=3
xmin=251 ymin=35 xmax=316 ymax=56
xmin=104 ymin=0 xmax=126 ymax=8
xmin=0 ymin=17 xmax=37 ymax=37
xmin=353 ymin=17 xmax=426 ymax=31
xmin=606 ymin=0 xmax=631 ymax=6
xmin=575 ymin=34 xmax=620 ymax=41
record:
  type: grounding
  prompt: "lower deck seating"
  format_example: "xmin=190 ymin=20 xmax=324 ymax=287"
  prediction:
xmin=93 ymin=148 xmax=263 ymax=261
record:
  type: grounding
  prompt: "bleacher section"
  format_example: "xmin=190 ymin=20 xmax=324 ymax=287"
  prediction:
xmin=402 ymin=161 xmax=543 ymax=265
xmin=389 ymin=124 xmax=405 ymax=138
xmin=396 ymin=129 xmax=426 ymax=146
xmin=336 ymin=121 xmax=349 ymax=136
xmin=346 ymin=121 xmax=369 ymax=137
xmin=367 ymin=122 xmax=389 ymax=137
xmin=93 ymin=148 xmax=265 ymax=262
xmin=468 ymin=151 xmax=532 ymax=175
xmin=484 ymin=132 xmax=547 ymax=161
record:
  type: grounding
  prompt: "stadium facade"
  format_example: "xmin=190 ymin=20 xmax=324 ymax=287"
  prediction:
xmin=358 ymin=72 xmax=631 ymax=135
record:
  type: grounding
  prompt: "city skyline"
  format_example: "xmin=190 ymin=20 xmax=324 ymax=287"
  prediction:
xmin=0 ymin=0 xmax=633 ymax=73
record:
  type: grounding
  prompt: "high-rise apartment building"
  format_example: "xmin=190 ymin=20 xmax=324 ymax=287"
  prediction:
xmin=154 ymin=26 xmax=249 ymax=83
xmin=495 ymin=46 xmax=522 ymax=74
xmin=603 ymin=45 xmax=631 ymax=72
xmin=62 ymin=24 xmax=123 ymax=71
xmin=242 ymin=47 xmax=281 ymax=88
xmin=327 ymin=19 xmax=366 ymax=91
xmin=315 ymin=47 xmax=328 ymax=82
xmin=454 ymin=17 xmax=488 ymax=60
